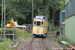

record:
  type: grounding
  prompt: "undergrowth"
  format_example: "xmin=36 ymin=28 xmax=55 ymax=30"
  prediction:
xmin=0 ymin=28 xmax=33 ymax=50
xmin=55 ymin=35 xmax=64 ymax=43
xmin=55 ymin=34 xmax=75 ymax=49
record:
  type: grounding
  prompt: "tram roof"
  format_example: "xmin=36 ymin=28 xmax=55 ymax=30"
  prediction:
xmin=34 ymin=16 xmax=48 ymax=21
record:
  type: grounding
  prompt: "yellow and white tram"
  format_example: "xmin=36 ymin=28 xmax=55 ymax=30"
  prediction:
xmin=32 ymin=16 xmax=48 ymax=37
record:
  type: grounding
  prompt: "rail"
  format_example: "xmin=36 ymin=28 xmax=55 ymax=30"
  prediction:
xmin=29 ymin=37 xmax=46 ymax=50
xmin=9 ymin=35 xmax=24 ymax=48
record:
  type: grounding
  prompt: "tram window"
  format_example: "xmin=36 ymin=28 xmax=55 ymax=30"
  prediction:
xmin=34 ymin=21 xmax=36 ymax=25
xmin=42 ymin=22 xmax=43 ymax=25
xmin=37 ymin=21 xmax=41 ymax=26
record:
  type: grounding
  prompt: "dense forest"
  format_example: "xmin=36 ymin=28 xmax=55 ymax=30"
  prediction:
xmin=0 ymin=0 xmax=65 ymax=26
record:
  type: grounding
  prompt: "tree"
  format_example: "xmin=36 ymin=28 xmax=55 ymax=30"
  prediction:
xmin=48 ymin=0 xmax=65 ymax=30
xmin=6 ymin=0 xmax=32 ymax=24
xmin=5 ymin=0 xmax=65 ymax=27
xmin=6 ymin=0 xmax=44 ymax=24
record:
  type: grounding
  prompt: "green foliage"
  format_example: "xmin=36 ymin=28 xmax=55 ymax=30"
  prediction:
xmin=65 ymin=37 xmax=75 ymax=46
xmin=14 ymin=28 xmax=33 ymax=39
xmin=0 ymin=28 xmax=9 ymax=31
xmin=6 ymin=0 xmax=45 ymax=24
xmin=6 ymin=0 xmax=32 ymax=24
xmin=55 ymin=26 xmax=59 ymax=30
xmin=55 ymin=35 xmax=75 ymax=46
xmin=48 ymin=0 xmax=65 ymax=12
xmin=48 ymin=0 xmax=65 ymax=27
xmin=0 ymin=38 xmax=14 ymax=50
xmin=0 ymin=0 xmax=65 ymax=25
xmin=55 ymin=34 xmax=64 ymax=42
xmin=0 ymin=38 xmax=4 ymax=42
xmin=0 ymin=28 xmax=33 ymax=50
xmin=0 ymin=41 xmax=8 ymax=50
xmin=70 ymin=42 xmax=75 ymax=46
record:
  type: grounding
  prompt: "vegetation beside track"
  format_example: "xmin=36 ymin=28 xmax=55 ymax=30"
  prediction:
xmin=54 ymin=34 xmax=75 ymax=49
xmin=0 ymin=28 xmax=33 ymax=50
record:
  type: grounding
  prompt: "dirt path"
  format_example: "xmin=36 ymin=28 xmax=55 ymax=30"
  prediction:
xmin=16 ymin=33 xmax=62 ymax=50
xmin=16 ymin=37 xmax=44 ymax=50
xmin=16 ymin=37 xmax=33 ymax=50
xmin=43 ymin=33 xmax=63 ymax=50
xmin=32 ymin=38 xmax=43 ymax=50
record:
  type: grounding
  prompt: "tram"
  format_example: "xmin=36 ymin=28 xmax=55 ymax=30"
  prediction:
xmin=32 ymin=16 xmax=48 ymax=37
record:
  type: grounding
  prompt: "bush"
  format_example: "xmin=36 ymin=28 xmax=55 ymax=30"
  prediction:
xmin=0 ymin=28 xmax=33 ymax=50
xmin=14 ymin=28 xmax=33 ymax=39
xmin=0 ymin=38 xmax=4 ymax=42
xmin=55 ymin=34 xmax=64 ymax=42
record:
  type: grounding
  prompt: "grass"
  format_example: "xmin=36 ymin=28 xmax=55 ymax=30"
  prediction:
xmin=48 ymin=30 xmax=59 ymax=34
xmin=47 ymin=36 xmax=52 ymax=40
xmin=0 ymin=39 xmax=14 ymax=50
xmin=0 ymin=28 xmax=33 ymax=50
xmin=54 ymin=34 xmax=75 ymax=50
xmin=0 ymin=28 xmax=9 ymax=31
xmin=54 ymin=35 xmax=64 ymax=43
xmin=0 ymin=41 xmax=8 ymax=50
xmin=70 ymin=42 xmax=75 ymax=46
xmin=54 ymin=35 xmax=68 ymax=49
xmin=48 ymin=23 xmax=59 ymax=33
xmin=65 ymin=38 xmax=75 ymax=46
xmin=48 ymin=48 xmax=50 ymax=50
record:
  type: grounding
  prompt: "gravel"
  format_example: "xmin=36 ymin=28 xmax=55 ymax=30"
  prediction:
xmin=16 ymin=37 xmax=33 ymax=50
xmin=16 ymin=37 xmax=43 ymax=50
xmin=32 ymin=38 xmax=43 ymax=50
xmin=16 ymin=33 xmax=62 ymax=50
xmin=43 ymin=33 xmax=63 ymax=50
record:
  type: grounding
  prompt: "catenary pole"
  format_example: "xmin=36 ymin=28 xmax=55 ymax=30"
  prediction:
xmin=32 ymin=0 xmax=34 ymax=26
xmin=4 ymin=0 xmax=6 ymax=37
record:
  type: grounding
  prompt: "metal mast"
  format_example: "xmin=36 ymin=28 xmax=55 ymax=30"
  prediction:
xmin=4 ymin=0 xmax=6 ymax=37
xmin=32 ymin=0 xmax=34 ymax=25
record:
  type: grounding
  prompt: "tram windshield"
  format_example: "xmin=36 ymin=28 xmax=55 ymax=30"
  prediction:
xmin=37 ymin=21 xmax=41 ymax=26
xmin=34 ymin=21 xmax=43 ymax=26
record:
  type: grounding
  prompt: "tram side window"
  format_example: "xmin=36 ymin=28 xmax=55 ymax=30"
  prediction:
xmin=42 ymin=22 xmax=43 ymax=25
xmin=37 ymin=21 xmax=41 ymax=26
xmin=34 ymin=21 xmax=36 ymax=25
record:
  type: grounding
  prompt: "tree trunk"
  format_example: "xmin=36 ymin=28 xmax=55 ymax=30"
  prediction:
xmin=53 ymin=12 xmax=55 ymax=31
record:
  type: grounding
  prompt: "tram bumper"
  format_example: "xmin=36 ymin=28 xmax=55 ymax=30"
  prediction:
xmin=32 ymin=33 xmax=46 ymax=36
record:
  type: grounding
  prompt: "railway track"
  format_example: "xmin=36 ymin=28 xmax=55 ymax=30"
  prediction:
xmin=29 ymin=37 xmax=46 ymax=50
